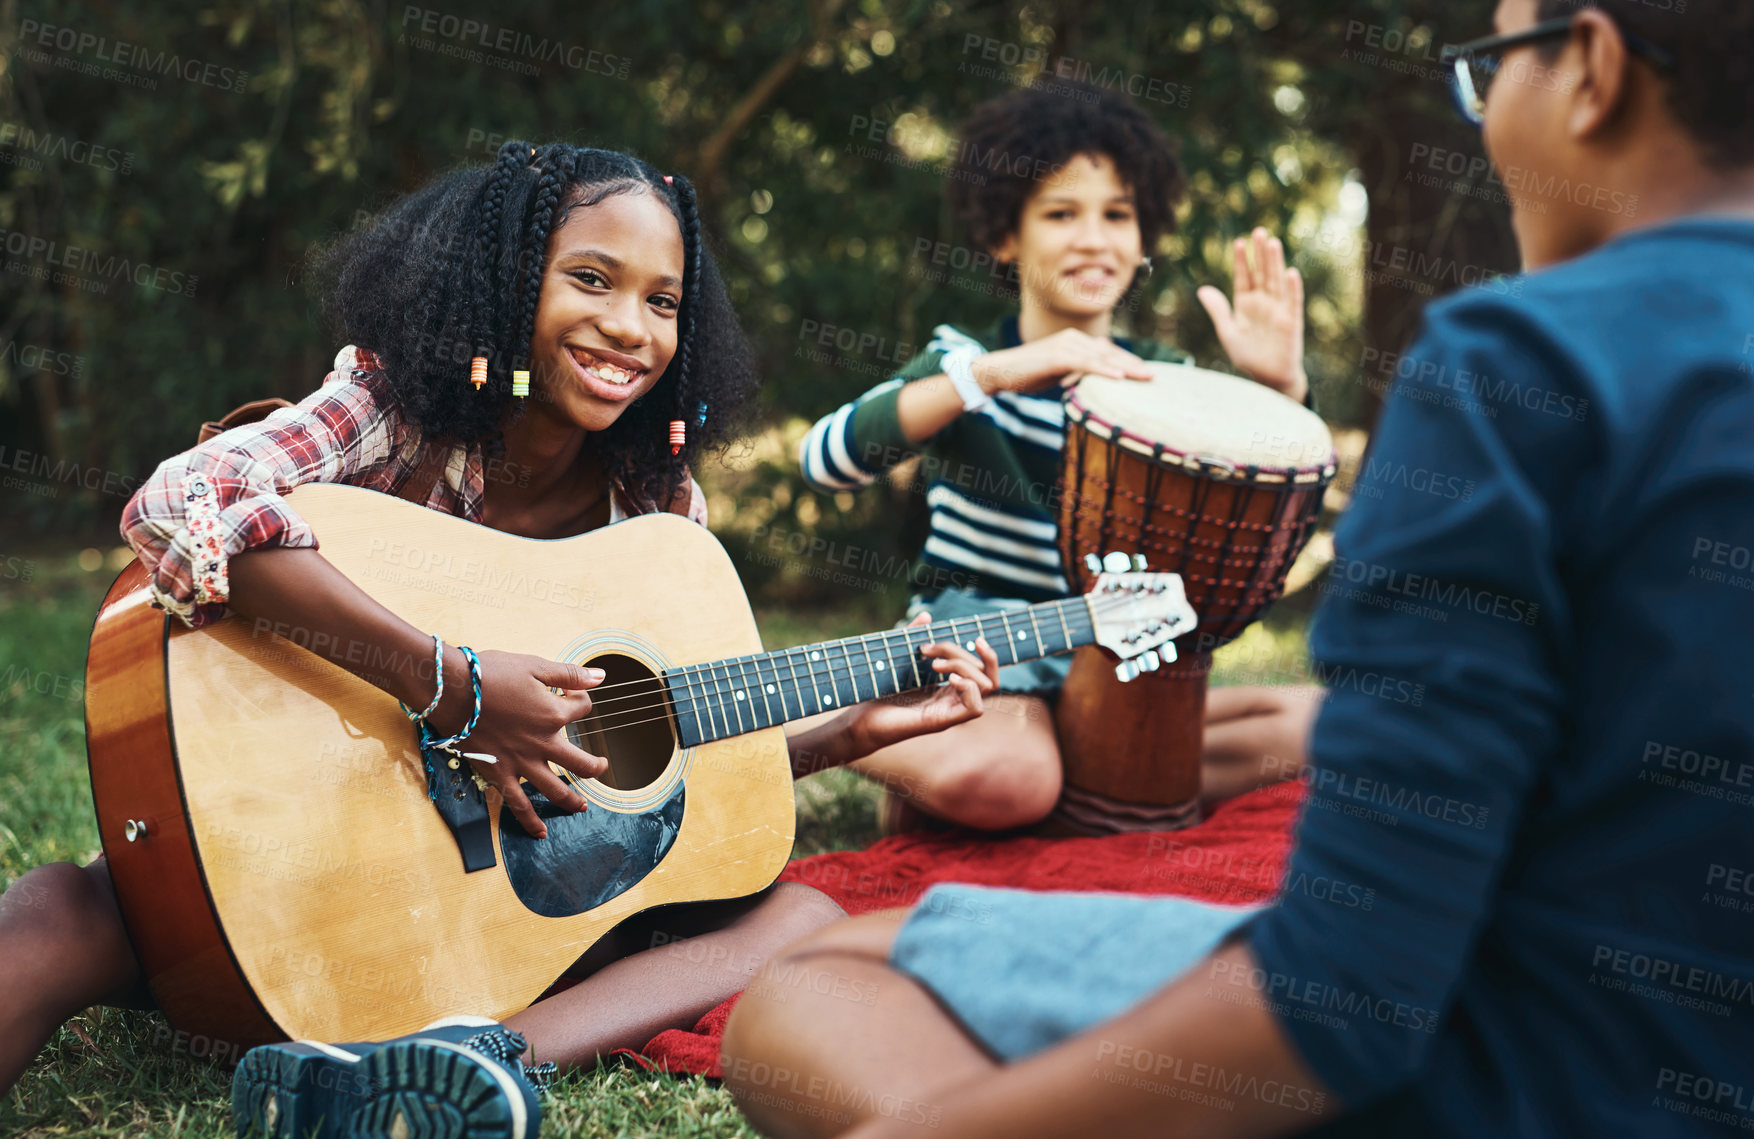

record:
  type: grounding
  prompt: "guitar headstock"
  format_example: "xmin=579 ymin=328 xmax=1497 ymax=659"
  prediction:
xmin=1082 ymin=552 xmax=1199 ymax=682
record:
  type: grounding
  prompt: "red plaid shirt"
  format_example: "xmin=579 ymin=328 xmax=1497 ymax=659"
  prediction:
xmin=122 ymin=346 xmax=708 ymax=627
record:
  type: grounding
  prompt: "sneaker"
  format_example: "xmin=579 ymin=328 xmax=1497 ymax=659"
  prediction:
xmin=231 ymin=1015 xmax=556 ymax=1138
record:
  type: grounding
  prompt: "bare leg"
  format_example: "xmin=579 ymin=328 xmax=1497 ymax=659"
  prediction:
xmin=1200 ymin=684 xmax=1323 ymax=807
xmin=0 ymin=859 xmax=146 ymax=1096
xmin=505 ymin=882 xmax=846 ymax=1071
xmin=848 ymin=695 xmax=1061 ymax=831
xmin=721 ymin=909 xmax=995 ymax=1139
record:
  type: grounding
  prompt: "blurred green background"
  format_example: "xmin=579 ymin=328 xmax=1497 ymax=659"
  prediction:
xmin=1 ymin=0 xmax=1514 ymax=578
xmin=0 ymin=0 xmax=1510 ymax=1133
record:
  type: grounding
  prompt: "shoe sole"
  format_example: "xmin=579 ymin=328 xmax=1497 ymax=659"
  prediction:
xmin=233 ymin=1039 xmax=532 ymax=1139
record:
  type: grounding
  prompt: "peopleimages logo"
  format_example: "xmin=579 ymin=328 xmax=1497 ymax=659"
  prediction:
xmin=0 ymin=228 xmax=198 ymax=296
xmin=0 ymin=338 xmax=83 ymax=377
xmin=0 ymin=121 xmax=134 ymax=174
xmin=398 ymin=6 xmax=630 ymax=77
xmin=1324 ymin=555 xmax=1541 ymax=626
xmin=17 ymin=20 xmax=249 ymax=93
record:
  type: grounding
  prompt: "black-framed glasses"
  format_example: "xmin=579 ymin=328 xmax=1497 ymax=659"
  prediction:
xmin=1441 ymin=16 xmax=1677 ymax=127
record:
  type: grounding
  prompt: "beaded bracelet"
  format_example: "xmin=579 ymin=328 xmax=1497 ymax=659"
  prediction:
xmin=397 ymin=634 xmax=447 ymax=724
xmin=418 ymin=645 xmax=483 ymax=752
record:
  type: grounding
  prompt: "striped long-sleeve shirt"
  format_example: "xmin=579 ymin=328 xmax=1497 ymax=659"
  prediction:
xmin=799 ymin=317 xmax=1191 ymax=604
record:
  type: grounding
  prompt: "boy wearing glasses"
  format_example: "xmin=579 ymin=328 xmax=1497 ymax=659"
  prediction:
xmin=723 ymin=1 xmax=1754 ymax=1136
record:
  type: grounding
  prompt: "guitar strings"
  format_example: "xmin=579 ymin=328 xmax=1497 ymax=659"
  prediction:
xmin=575 ymin=603 xmax=1099 ymax=715
xmin=555 ymin=600 xmax=1097 ymax=707
xmin=572 ymin=595 xmax=1116 ymax=709
xmin=570 ymin=591 xmax=1143 ymax=721
xmin=560 ymin=592 xmax=1164 ymax=735
xmin=383 ymin=592 xmax=1150 ymax=740
xmin=575 ymin=660 xmax=964 ymax=733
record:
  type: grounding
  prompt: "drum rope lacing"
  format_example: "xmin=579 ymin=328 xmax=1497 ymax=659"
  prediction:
xmin=1067 ymin=450 xmax=1328 ymax=640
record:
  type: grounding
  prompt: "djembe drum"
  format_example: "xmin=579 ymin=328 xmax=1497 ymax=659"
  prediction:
xmin=1050 ymin=363 xmax=1335 ymax=834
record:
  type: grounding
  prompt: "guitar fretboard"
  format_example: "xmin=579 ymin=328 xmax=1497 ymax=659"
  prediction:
xmin=666 ymin=596 xmax=1095 ymax=747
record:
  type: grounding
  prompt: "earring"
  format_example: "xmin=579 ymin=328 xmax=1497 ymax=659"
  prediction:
xmin=469 ymin=356 xmax=487 ymax=390
xmin=668 ymin=420 xmax=686 ymax=455
xmin=1138 ymin=257 xmax=1154 ymax=279
xmin=511 ymin=369 xmax=530 ymax=398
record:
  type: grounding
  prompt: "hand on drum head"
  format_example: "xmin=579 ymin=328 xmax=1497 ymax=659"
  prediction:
xmin=971 ymin=327 xmax=1156 ymax=396
xmin=1196 ymin=226 xmax=1309 ymax=405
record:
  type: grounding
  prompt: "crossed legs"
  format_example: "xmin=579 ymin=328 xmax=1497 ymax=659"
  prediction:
xmin=719 ymin=908 xmax=976 ymax=1139
xmin=842 ymin=683 xmax=1322 ymax=833
xmin=506 ymin=882 xmax=848 ymax=1071
xmin=847 ymin=695 xmax=1062 ymax=832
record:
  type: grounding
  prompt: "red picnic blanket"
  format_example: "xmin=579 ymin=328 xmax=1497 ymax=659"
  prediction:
xmin=632 ymin=779 xmax=1305 ymax=1077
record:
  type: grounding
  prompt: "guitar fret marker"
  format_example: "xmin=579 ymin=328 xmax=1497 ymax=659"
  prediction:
xmin=667 ymin=576 xmax=1193 ymax=746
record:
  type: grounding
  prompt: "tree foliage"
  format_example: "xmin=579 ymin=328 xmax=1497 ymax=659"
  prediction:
xmin=1 ymin=0 xmax=1511 ymax=591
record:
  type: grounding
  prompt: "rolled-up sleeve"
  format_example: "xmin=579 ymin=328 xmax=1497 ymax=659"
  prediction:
xmin=120 ymin=368 xmax=403 ymax=627
xmin=1246 ymin=296 xmax=1590 ymax=1107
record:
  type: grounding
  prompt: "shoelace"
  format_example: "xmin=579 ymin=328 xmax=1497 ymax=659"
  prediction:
xmin=460 ymin=1027 xmax=558 ymax=1093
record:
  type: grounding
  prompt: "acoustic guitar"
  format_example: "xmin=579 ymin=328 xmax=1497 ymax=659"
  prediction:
xmin=85 ymin=483 xmax=1195 ymax=1053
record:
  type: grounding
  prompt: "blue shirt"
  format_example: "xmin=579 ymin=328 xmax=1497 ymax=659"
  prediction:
xmin=1248 ymin=218 xmax=1754 ymax=1136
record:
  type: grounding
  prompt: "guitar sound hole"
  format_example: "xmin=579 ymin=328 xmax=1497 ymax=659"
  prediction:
xmin=567 ymin=653 xmax=676 ymax=792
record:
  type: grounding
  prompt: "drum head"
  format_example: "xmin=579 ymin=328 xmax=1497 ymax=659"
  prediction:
xmin=1070 ymin=362 xmax=1334 ymax=475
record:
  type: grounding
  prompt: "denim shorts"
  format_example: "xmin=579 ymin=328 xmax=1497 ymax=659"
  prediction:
xmin=905 ymin=588 xmax=1075 ymax=701
xmin=889 ymin=884 xmax=1263 ymax=1061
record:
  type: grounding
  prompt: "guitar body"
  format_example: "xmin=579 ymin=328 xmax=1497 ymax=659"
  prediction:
xmin=87 ymin=483 xmax=795 ymax=1051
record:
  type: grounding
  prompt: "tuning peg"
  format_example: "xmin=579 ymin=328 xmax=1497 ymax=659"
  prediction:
xmin=1114 ymin=660 xmax=1141 ymax=683
xmin=1102 ymin=550 xmax=1132 ymax=574
xmin=1131 ymin=554 xmax=1148 ymax=572
xmin=1084 ymin=553 xmax=1104 ymax=574
xmin=1159 ymin=642 xmax=1177 ymax=664
xmin=1139 ymin=650 xmax=1161 ymax=671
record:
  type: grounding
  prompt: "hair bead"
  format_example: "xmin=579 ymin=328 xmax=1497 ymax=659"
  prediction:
xmin=668 ymin=419 xmax=686 ymax=455
xmin=469 ymin=356 xmax=488 ymax=389
xmin=511 ymin=369 xmax=530 ymax=398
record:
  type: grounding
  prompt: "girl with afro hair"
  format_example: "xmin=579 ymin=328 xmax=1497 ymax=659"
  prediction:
xmin=0 ymin=141 xmax=1002 ymax=1138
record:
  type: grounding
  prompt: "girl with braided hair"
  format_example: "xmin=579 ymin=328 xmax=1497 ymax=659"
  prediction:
xmin=0 ymin=142 xmax=1000 ymax=1139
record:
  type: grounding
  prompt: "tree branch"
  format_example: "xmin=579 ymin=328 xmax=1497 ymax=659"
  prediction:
xmin=692 ymin=0 xmax=846 ymax=204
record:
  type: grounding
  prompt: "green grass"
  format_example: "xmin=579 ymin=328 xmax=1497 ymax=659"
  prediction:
xmin=0 ymin=551 xmax=897 ymax=1138
xmin=0 ymin=549 xmax=1309 ymax=1137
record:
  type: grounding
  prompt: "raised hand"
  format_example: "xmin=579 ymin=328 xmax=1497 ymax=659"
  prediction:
xmin=1196 ymin=227 xmax=1309 ymax=403
xmin=427 ymin=649 xmax=610 ymax=839
xmin=849 ymin=613 xmax=1003 ymax=754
